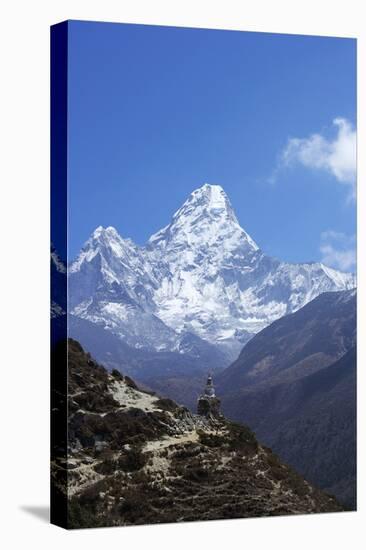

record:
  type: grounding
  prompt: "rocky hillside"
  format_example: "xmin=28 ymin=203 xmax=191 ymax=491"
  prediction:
xmin=217 ymin=290 xmax=356 ymax=508
xmin=52 ymin=339 xmax=342 ymax=529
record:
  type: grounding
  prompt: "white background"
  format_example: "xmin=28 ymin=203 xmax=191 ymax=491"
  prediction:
xmin=0 ymin=0 xmax=364 ymax=548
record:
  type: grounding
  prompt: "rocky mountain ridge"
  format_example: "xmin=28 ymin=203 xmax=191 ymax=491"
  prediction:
xmin=217 ymin=289 xmax=356 ymax=508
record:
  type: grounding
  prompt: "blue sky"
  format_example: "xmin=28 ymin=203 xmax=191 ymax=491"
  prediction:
xmin=67 ymin=21 xmax=356 ymax=271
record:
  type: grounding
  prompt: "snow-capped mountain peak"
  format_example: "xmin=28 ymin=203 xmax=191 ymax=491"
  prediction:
xmin=174 ymin=183 xmax=237 ymax=221
xmin=70 ymin=225 xmax=141 ymax=275
xmin=148 ymin=183 xmax=259 ymax=256
xmin=68 ymin=183 xmax=356 ymax=363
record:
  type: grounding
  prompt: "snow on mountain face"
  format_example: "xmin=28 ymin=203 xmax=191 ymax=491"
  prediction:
xmin=69 ymin=184 xmax=356 ymax=362
xmin=148 ymin=184 xmax=259 ymax=258
xmin=145 ymin=184 xmax=265 ymax=354
xmin=68 ymin=226 xmax=178 ymax=352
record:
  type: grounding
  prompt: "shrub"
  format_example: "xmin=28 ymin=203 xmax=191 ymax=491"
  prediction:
xmin=94 ymin=458 xmax=118 ymax=475
xmin=111 ymin=369 xmax=123 ymax=380
xmin=118 ymin=447 xmax=147 ymax=472
xmin=154 ymin=398 xmax=178 ymax=412
xmin=124 ymin=376 xmax=138 ymax=389
xmin=118 ymin=488 xmax=151 ymax=523
xmin=184 ymin=464 xmax=210 ymax=482
xmin=198 ymin=432 xmax=224 ymax=448
xmin=226 ymin=421 xmax=258 ymax=454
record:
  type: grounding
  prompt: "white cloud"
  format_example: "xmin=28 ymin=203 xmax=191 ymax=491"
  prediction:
xmin=320 ymin=230 xmax=356 ymax=271
xmin=279 ymin=118 xmax=356 ymax=198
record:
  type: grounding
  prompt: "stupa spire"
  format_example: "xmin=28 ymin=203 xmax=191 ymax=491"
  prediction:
xmin=197 ymin=373 xmax=221 ymax=418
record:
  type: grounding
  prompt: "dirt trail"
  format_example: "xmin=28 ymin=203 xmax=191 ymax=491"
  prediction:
xmin=144 ymin=430 xmax=199 ymax=453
